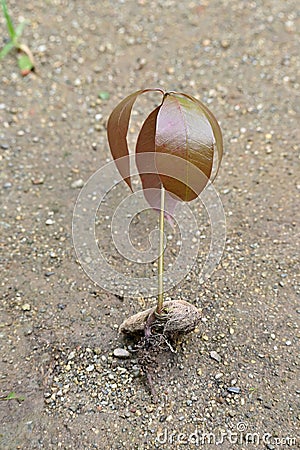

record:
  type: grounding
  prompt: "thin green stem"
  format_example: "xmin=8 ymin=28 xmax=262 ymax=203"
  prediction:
xmin=156 ymin=184 xmax=165 ymax=315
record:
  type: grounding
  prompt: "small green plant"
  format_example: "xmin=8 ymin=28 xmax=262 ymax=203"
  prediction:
xmin=0 ymin=391 xmax=25 ymax=403
xmin=0 ymin=0 xmax=34 ymax=75
xmin=107 ymin=89 xmax=223 ymax=339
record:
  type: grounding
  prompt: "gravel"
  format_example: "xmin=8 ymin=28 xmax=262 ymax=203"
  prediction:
xmin=0 ymin=0 xmax=299 ymax=448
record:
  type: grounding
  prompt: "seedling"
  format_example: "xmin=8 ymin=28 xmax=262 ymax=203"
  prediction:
xmin=0 ymin=0 xmax=35 ymax=75
xmin=107 ymin=89 xmax=223 ymax=340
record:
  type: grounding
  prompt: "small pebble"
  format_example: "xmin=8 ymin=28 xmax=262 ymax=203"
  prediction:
xmin=227 ymin=387 xmax=241 ymax=394
xmin=221 ymin=39 xmax=230 ymax=48
xmin=266 ymin=444 xmax=276 ymax=450
xmin=22 ymin=303 xmax=31 ymax=311
xmin=31 ymin=178 xmax=44 ymax=185
xmin=113 ymin=348 xmax=130 ymax=359
xmin=57 ymin=304 xmax=66 ymax=310
xmin=166 ymin=67 xmax=175 ymax=74
xmin=68 ymin=351 xmax=76 ymax=360
xmin=71 ymin=179 xmax=84 ymax=189
xmin=210 ymin=351 xmax=221 ymax=363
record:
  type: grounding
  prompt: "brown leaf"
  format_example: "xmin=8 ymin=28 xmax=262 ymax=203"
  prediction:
xmin=179 ymin=92 xmax=223 ymax=181
xmin=155 ymin=93 xmax=215 ymax=201
xmin=135 ymin=106 xmax=177 ymax=215
xmin=108 ymin=89 xmax=223 ymax=209
xmin=107 ymin=89 xmax=163 ymax=190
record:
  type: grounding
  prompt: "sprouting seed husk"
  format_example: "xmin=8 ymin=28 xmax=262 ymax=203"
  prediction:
xmin=119 ymin=300 xmax=201 ymax=337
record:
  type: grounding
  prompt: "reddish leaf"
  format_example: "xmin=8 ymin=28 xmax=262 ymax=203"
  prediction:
xmin=136 ymin=106 xmax=178 ymax=216
xmin=155 ymin=93 xmax=215 ymax=202
xmin=107 ymin=89 xmax=163 ymax=190
xmin=180 ymin=92 xmax=223 ymax=181
xmin=108 ymin=89 xmax=223 ymax=210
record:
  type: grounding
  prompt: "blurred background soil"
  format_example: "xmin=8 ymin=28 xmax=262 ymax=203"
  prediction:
xmin=0 ymin=0 xmax=299 ymax=449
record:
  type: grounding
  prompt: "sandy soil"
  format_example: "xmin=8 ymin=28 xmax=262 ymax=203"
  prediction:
xmin=0 ymin=0 xmax=299 ymax=449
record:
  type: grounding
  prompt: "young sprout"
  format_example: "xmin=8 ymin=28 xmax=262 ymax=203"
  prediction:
xmin=0 ymin=0 xmax=34 ymax=75
xmin=107 ymin=89 xmax=223 ymax=337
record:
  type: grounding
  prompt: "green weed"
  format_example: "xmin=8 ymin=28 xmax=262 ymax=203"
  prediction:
xmin=0 ymin=0 xmax=35 ymax=75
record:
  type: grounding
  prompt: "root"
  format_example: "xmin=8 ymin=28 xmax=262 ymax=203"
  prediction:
xmin=135 ymin=333 xmax=176 ymax=403
xmin=120 ymin=300 xmax=201 ymax=402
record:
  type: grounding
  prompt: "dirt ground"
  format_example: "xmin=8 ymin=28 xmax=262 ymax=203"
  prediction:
xmin=0 ymin=0 xmax=299 ymax=449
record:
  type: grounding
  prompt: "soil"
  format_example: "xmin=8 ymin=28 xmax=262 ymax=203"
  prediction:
xmin=0 ymin=0 xmax=299 ymax=449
